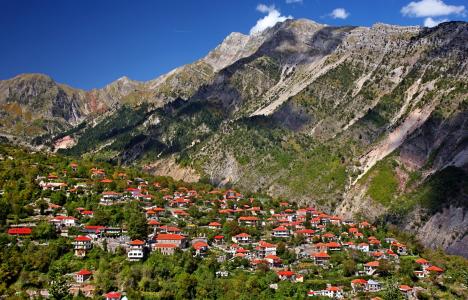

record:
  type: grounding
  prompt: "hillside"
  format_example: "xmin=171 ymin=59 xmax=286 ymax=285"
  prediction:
xmin=0 ymin=19 xmax=467 ymax=256
xmin=0 ymin=144 xmax=467 ymax=299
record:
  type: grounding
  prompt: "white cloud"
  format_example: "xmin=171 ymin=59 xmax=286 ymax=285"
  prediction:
xmin=423 ymin=17 xmax=448 ymax=26
xmin=286 ymin=0 xmax=303 ymax=4
xmin=330 ymin=8 xmax=349 ymax=19
xmin=256 ymin=3 xmax=274 ymax=14
xmin=401 ymin=0 xmax=465 ymax=17
xmin=250 ymin=4 xmax=293 ymax=35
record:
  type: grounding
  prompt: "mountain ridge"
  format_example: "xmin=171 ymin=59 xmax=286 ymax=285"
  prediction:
xmin=1 ymin=19 xmax=467 ymax=256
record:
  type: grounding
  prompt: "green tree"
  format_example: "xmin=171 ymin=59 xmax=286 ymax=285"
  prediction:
xmin=36 ymin=199 xmax=48 ymax=215
xmin=126 ymin=208 xmax=148 ymax=240
xmin=33 ymin=222 xmax=57 ymax=240
xmin=342 ymin=259 xmax=357 ymax=277
xmin=382 ymin=278 xmax=404 ymax=300
xmin=48 ymin=266 xmax=71 ymax=300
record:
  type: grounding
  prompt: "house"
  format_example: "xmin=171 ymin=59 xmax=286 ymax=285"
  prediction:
xmin=213 ymin=235 xmax=225 ymax=244
xmin=321 ymin=232 xmax=336 ymax=241
xmin=74 ymin=236 xmax=92 ymax=257
xmin=399 ymin=285 xmax=413 ymax=298
xmin=295 ymin=229 xmax=315 ymax=241
xmin=152 ymin=243 xmax=177 ymax=255
xmin=81 ymin=210 xmax=94 ymax=218
xmin=311 ymin=242 xmax=328 ymax=253
xmin=277 ymin=270 xmax=296 ymax=281
xmin=155 ymin=234 xmax=188 ymax=248
xmin=330 ymin=216 xmax=342 ymax=226
xmin=127 ymin=240 xmax=145 ymax=261
xmin=170 ymin=197 xmax=191 ymax=208
xmin=326 ymin=242 xmax=341 ymax=251
xmin=148 ymin=219 xmax=160 ymax=229
xmin=323 ymin=286 xmax=343 ymax=298
xmin=216 ymin=271 xmax=229 ymax=277
xmin=208 ymin=222 xmax=222 ymax=229
xmin=391 ymin=241 xmax=408 ymax=255
xmin=238 ymin=216 xmax=260 ymax=226
xmin=100 ymin=191 xmax=121 ymax=205
xmin=310 ymin=285 xmax=344 ymax=298
xmin=359 ymin=221 xmax=371 ymax=229
xmin=357 ymin=243 xmax=370 ymax=252
xmin=41 ymin=182 xmax=67 ymax=191
xmin=70 ymin=162 xmax=78 ymax=172
xmin=193 ymin=241 xmax=209 ymax=256
xmin=426 ymin=265 xmax=444 ymax=274
xmin=232 ymin=233 xmax=252 ymax=244
xmin=90 ymin=168 xmax=105 ymax=178
xmin=364 ymin=261 xmax=380 ymax=275
xmin=312 ymin=252 xmax=331 ymax=266
xmin=159 ymin=226 xmax=182 ymax=234
xmin=265 ymin=254 xmax=282 ymax=267
xmin=371 ymin=251 xmax=385 ymax=260
xmin=83 ymin=225 xmax=106 ymax=238
xmin=351 ymin=279 xmax=368 ymax=292
xmin=235 ymin=247 xmax=249 ymax=258
xmin=414 ymin=270 xmax=426 ymax=278
xmin=310 ymin=217 xmax=321 ymax=227
xmin=104 ymin=292 xmax=121 ymax=300
xmin=8 ymin=227 xmax=32 ymax=237
xmin=415 ymin=258 xmax=431 ymax=270
xmin=224 ymin=189 xmax=239 ymax=200
xmin=50 ymin=215 xmax=78 ymax=227
xmin=366 ymin=280 xmax=382 ymax=292
xmin=75 ymin=269 xmax=92 ymax=283
xmin=256 ymin=241 xmax=277 ymax=257
xmin=272 ymin=226 xmax=290 ymax=238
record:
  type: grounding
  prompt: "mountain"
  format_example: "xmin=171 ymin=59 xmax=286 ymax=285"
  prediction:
xmin=1 ymin=19 xmax=467 ymax=256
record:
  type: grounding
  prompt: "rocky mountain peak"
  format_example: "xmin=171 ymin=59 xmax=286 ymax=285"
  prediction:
xmin=204 ymin=31 xmax=261 ymax=71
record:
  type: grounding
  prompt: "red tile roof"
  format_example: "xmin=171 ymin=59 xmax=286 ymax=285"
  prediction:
xmin=365 ymin=261 xmax=380 ymax=267
xmin=129 ymin=239 xmax=145 ymax=245
xmin=8 ymin=227 xmax=32 ymax=235
xmin=415 ymin=258 xmax=430 ymax=264
xmin=351 ymin=279 xmax=368 ymax=284
xmin=148 ymin=219 xmax=160 ymax=225
xmin=76 ymin=269 xmax=93 ymax=276
xmin=326 ymin=242 xmax=341 ymax=248
xmin=426 ymin=265 xmax=443 ymax=272
xmin=75 ymin=235 xmax=92 ymax=242
xmin=399 ymin=285 xmax=412 ymax=292
xmin=193 ymin=241 xmax=209 ymax=250
xmin=104 ymin=292 xmax=121 ymax=298
xmin=156 ymin=234 xmax=185 ymax=241
xmin=277 ymin=270 xmax=295 ymax=277
xmin=273 ymin=226 xmax=288 ymax=231
xmin=239 ymin=216 xmax=259 ymax=221
xmin=296 ymin=229 xmax=315 ymax=235
xmin=153 ymin=243 xmax=177 ymax=248
xmin=312 ymin=252 xmax=330 ymax=258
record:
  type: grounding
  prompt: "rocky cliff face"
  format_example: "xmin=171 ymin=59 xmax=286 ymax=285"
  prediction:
xmin=1 ymin=19 xmax=467 ymax=256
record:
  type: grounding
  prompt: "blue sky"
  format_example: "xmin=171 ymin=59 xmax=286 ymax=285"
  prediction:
xmin=1 ymin=0 xmax=466 ymax=90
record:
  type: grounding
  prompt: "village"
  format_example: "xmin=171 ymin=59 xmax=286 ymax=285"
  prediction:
xmin=3 ymin=158 xmax=450 ymax=300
